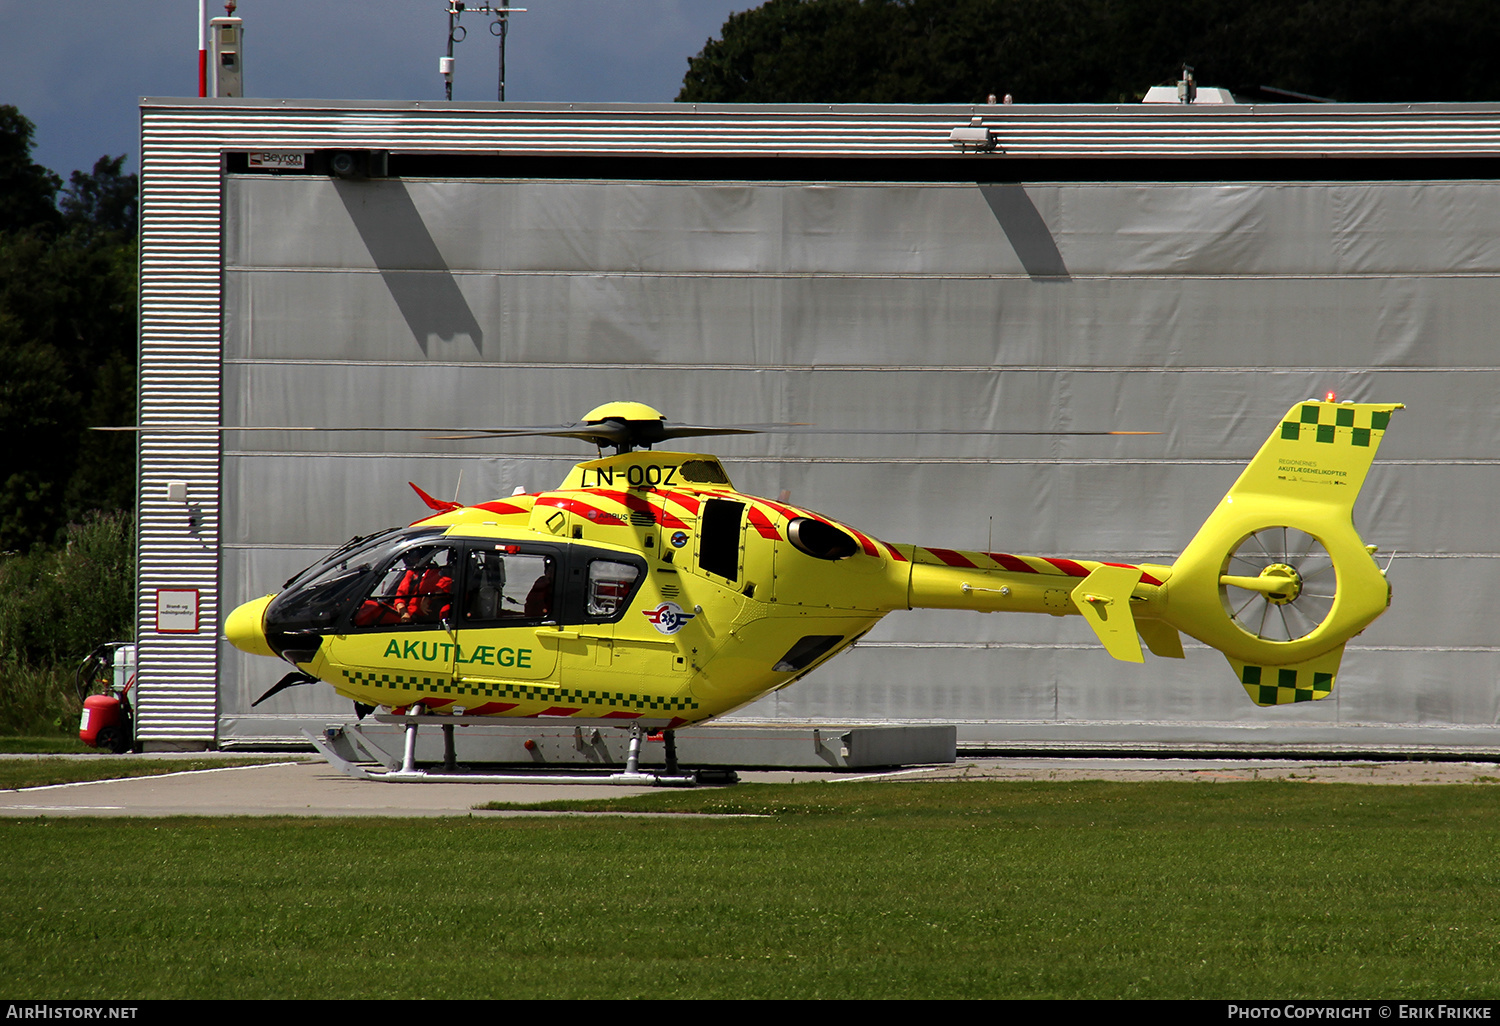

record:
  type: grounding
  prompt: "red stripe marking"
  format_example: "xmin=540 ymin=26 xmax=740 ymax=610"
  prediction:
xmin=845 ymin=527 xmax=879 ymax=557
xmin=474 ymin=500 xmax=528 ymax=516
xmin=1104 ymin=562 xmax=1162 ymax=587
xmin=757 ymin=497 xmax=803 ymax=521
xmin=926 ymin=547 xmax=978 ymax=568
xmin=987 ymin=553 xmax=1040 ymax=574
xmin=602 ymin=711 xmax=643 ymax=719
xmin=882 ymin=541 xmax=908 ymax=562
xmin=653 ymin=503 xmax=689 ymax=529
xmin=747 ymin=507 xmax=781 ymax=539
xmin=536 ymin=494 xmax=624 ymax=524
xmin=464 ymin=702 xmax=519 ymax=715
xmin=658 ymin=490 xmax=700 ymax=515
xmin=1044 ymin=557 xmax=1091 ymax=578
xmin=587 ymin=489 xmax=689 ymax=529
xmin=538 ymin=706 xmax=583 ymax=717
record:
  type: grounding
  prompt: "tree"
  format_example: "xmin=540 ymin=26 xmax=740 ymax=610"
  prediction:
xmin=679 ymin=0 xmax=1500 ymax=105
xmin=0 ymin=106 xmax=61 ymax=233
xmin=60 ymin=155 xmax=138 ymax=237
xmin=0 ymin=106 xmax=137 ymax=552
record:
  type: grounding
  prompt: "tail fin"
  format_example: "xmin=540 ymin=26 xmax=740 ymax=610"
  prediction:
xmin=1160 ymin=400 xmax=1402 ymax=705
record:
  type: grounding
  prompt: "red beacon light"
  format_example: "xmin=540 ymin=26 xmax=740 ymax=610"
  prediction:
xmin=1324 ymin=391 xmax=1338 ymax=403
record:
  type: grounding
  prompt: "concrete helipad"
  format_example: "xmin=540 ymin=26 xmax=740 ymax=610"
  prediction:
xmin=1 ymin=755 xmax=1497 ymax=818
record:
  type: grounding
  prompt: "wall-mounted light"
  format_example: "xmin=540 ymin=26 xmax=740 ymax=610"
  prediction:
xmin=314 ymin=149 xmax=390 ymax=180
xmin=949 ymin=117 xmax=999 ymax=154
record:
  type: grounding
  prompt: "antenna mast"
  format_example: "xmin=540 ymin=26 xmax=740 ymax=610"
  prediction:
xmin=441 ymin=1 xmax=527 ymax=101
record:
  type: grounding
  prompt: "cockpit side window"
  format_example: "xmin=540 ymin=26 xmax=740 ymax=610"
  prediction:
xmin=351 ymin=545 xmax=458 ymax=629
xmin=266 ymin=527 xmax=450 ymax=635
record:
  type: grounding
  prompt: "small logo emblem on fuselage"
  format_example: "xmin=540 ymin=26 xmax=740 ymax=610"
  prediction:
xmin=643 ymin=601 xmax=695 ymax=634
xmin=670 ymin=530 xmax=689 ymax=548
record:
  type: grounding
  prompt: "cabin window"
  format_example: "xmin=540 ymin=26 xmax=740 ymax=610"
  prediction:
xmin=698 ymin=499 xmax=743 ymax=581
xmin=587 ymin=561 xmax=640 ymax=617
xmin=464 ymin=549 xmax=556 ymax=623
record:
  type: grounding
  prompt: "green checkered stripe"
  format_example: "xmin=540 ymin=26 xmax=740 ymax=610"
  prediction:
xmin=1240 ymin=664 xmax=1335 ymax=705
xmin=342 ymin=670 xmax=449 ymax=691
xmin=1279 ymin=405 xmax=1391 ymax=447
xmin=340 ymin=670 xmax=696 ymax=711
xmin=504 ymin=687 xmax=699 ymax=712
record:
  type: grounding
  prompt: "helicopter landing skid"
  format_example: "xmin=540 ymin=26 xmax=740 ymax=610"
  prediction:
xmin=303 ymin=726 xmax=720 ymax=787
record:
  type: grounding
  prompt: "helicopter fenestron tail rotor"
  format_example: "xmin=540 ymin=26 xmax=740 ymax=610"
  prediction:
xmin=1220 ymin=527 xmax=1337 ymax=643
xmin=1152 ymin=400 xmax=1402 ymax=706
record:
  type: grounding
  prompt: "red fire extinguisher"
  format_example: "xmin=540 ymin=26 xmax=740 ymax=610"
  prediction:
xmin=76 ymin=643 xmax=136 ymax=754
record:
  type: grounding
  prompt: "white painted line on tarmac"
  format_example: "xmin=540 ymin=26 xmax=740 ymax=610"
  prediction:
xmin=2 ymin=760 xmax=306 ymax=794
xmin=829 ymin=765 xmax=956 ymax=783
xmin=7 ymin=805 xmax=127 ymax=811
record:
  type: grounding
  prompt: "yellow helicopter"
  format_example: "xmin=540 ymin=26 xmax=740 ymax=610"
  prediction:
xmin=226 ymin=398 xmax=1402 ymax=735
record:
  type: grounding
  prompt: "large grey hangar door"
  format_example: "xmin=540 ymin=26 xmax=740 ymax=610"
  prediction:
xmin=219 ymin=168 xmax=1499 ymax=750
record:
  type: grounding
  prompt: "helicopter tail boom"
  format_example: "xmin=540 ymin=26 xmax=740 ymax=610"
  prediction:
xmin=896 ymin=400 xmax=1401 ymax=706
xmin=901 ymin=547 xmax=1168 ymax=665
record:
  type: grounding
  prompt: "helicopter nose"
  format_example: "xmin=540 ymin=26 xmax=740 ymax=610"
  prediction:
xmin=225 ymin=595 xmax=278 ymax=657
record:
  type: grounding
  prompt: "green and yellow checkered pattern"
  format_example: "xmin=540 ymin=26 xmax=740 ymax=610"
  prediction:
xmin=342 ymin=669 xmax=447 ymax=691
xmin=341 ymin=669 xmax=697 ymax=712
xmin=1280 ymin=404 xmax=1392 ymax=448
xmin=1238 ymin=663 xmax=1335 ymax=705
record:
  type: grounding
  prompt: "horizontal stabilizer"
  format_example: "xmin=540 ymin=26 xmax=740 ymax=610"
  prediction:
xmin=1070 ymin=565 xmax=1144 ymax=663
xmin=1228 ymin=646 xmax=1344 ymax=706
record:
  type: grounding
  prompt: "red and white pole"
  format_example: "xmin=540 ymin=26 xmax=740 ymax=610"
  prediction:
xmin=197 ymin=0 xmax=207 ymax=97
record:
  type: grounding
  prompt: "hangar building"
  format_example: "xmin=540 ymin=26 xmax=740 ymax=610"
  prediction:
xmin=135 ymin=98 xmax=1500 ymax=752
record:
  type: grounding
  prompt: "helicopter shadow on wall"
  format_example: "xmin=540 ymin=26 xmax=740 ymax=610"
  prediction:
xmin=980 ymin=184 xmax=1072 ymax=280
xmin=333 ymin=178 xmax=484 ymax=357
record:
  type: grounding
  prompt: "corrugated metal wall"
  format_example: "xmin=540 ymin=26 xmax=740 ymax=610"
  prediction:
xmin=140 ymin=99 xmax=1500 ymax=750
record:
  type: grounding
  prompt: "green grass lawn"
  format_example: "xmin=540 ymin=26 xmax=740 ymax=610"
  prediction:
xmin=3 ymin=780 xmax=1498 ymax=999
xmin=0 ymin=756 xmax=307 ymax=791
xmin=0 ymin=736 xmax=94 ymax=755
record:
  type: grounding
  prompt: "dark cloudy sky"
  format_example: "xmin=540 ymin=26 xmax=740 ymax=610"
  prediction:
xmin=0 ymin=0 xmax=748 ymax=181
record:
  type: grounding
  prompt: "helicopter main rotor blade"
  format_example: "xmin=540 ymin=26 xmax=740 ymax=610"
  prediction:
xmin=755 ymin=427 xmax=1160 ymax=436
xmin=92 ymin=425 xmax=491 ymax=433
xmin=425 ymin=423 xmax=765 ymax=444
xmin=96 ymin=423 xmax=1158 ymax=439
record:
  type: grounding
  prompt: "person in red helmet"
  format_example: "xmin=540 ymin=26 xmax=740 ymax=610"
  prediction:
xmin=400 ymin=550 xmax=454 ymax=624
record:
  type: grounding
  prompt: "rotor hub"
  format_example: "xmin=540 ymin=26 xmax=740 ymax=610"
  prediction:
xmin=1258 ymin=563 xmax=1302 ymax=605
